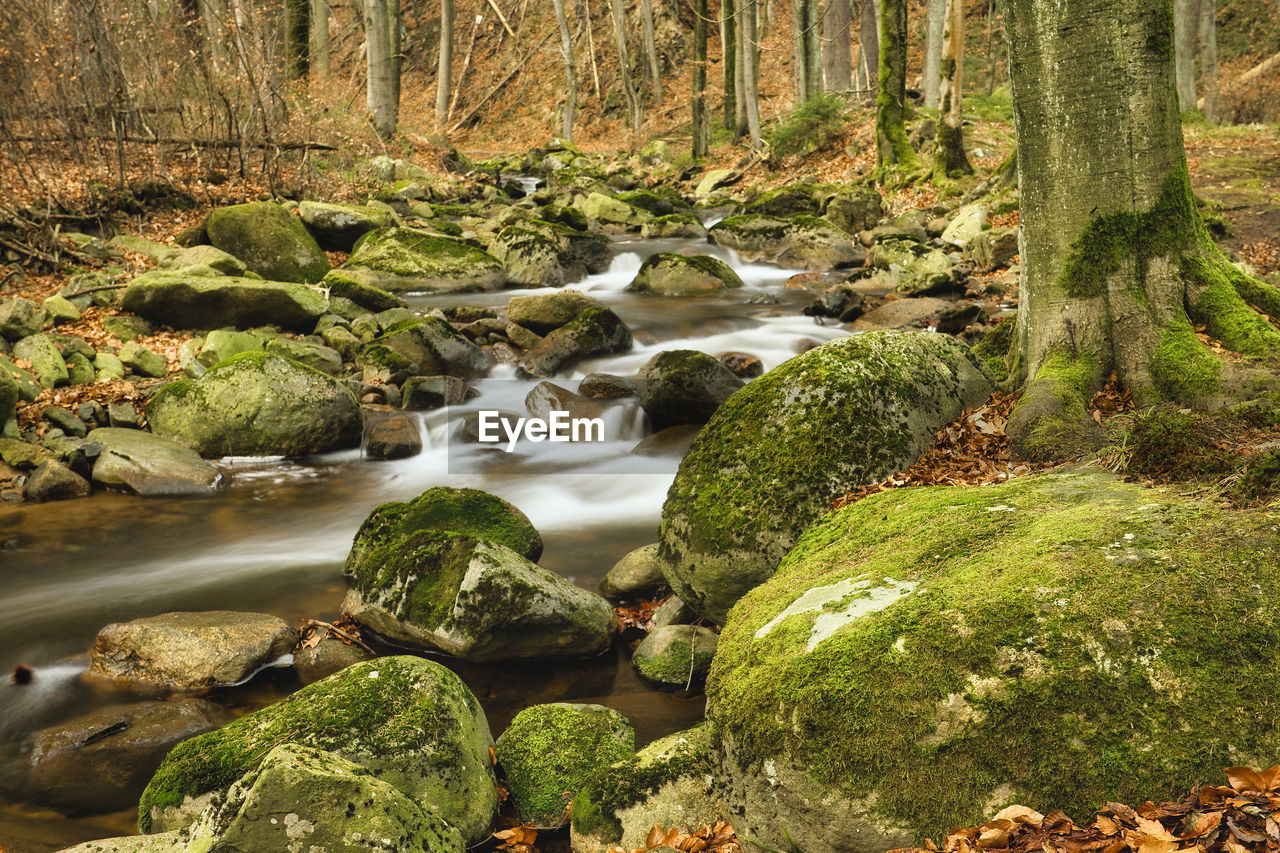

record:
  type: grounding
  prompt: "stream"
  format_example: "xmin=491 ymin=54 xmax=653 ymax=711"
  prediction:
xmin=0 ymin=233 xmax=855 ymax=850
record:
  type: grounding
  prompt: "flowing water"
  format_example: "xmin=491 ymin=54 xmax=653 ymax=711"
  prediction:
xmin=0 ymin=233 xmax=855 ymax=850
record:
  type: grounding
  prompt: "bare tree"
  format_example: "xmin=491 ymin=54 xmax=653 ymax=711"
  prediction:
xmin=741 ymin=0 xmax=761 ymax=148
xmin=364 ymin=0 xmax=397 ymax=137
xmin=922 ymin=0 xmax=944 ymax=108
xmin=436 ymin=0 xmax=454 ymax=128
xmin=552 ymin=0 xmax=577 ymax=139
xmin=640 ymin=0 xmax=662 ymax=100
xmin=875 ymin=0 xmax=916 ymax=169
xmin=822 ymin=0 xmax=852 ymax=93
xmin=933 ymin=0 xmax=971 ymax=178
xmin=792 ymin=0 xmax=821 ymax=101
xmin=693 ymin=0 xmax=709 ymax=156
xmin=1174 ymin=0 xmax=1198 ymax=110
xmin=285 ymin=0 xmax=309 ymax=80
xmin=608 ymin=0 xmax=643 ymax=141
xmin=723 ymin=0 xmax=737 ymax=130
xmin=309 ymin=0 xmax=329 ymax=78
xmin=854 ymin=0 xmax=878 ymax=102
xmin=1199 ymin=0 xmax=1220 ymax=123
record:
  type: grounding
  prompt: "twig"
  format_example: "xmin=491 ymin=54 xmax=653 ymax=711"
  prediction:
xmin=448 ymin=14 xmax=484 ymax=123
xmin=449 ymin=29 xmax=556 ymax=133
xmin=303 ymin=618 xmax=378 ymax=656
xmin=486 ymin=0 xmax=516 ymax=36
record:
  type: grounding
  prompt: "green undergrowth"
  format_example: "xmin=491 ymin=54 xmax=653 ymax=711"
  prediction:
xmin=766 ymin=94 xmax=849 ymax=158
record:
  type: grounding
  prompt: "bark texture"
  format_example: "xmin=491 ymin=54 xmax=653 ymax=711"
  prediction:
xmin=1199 ymin=0 xmax=1220 ymax=122
xmin=822 ymin=0 xmax=852 ymax=92
xmin=365 ymin=0 xmax=397 ymax=137
xmin=694 ymin=0 xmax=709 ymax=157
xmin=922 ymin=0 xmax=945 ymax=108
xmin=933 ymin=0 xmax=971 ymax=178
xmin=1173 ymin=0 xmax=1198 ymax=110
xmin=309 ymin=0 xmax=329 ymax=78
xmin=553 ymin=0 xmax=577 ymax=139
xmin=609 ymin=0 xmax=644 ymax=141
xmin=875 ymin=0 xmax=916 ymax=169
xmin=723 ymin=0 xmax=737 ymax=130
xmin=640 ymin=0 xmax=662 ymax=100
xmin=1005 ymin=0 xmax=1280 ymax=461
xmin=285 ymin=0 xmax=309 ymax=80
xmin=792 ymin=0 xmax=821 ymax=101
xmin=855 ymin=0 xmax=878 ymax=100
xmin=436 ymin=0 xmax=454 ymax=128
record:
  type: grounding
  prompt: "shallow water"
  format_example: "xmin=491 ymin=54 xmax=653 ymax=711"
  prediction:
xmin=0 ymin=234 xmax=853 ymax=850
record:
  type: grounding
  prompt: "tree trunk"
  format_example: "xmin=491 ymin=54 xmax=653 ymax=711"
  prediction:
xmin=1173 ymin=0 xmax=1198 ymax=110
xmin=874 ymin=0 xmax=916 ymax=169
xmin=793 ymin=0 xmax=821 ymax=101
xmin=741 ymin=0 xmax=762 ymax=148
xmin=364 ymin=0 xmax=397 ymax=138
xmin=933 ymin=0 xmax=971 ymax=177
xmin=309 ymin=0 xmax=329 ymax=78
xmin=857 ymin=0 xmax=878 ymax=102
xmin=734 ymin=0 xmax=749 ymax=137
xmin=1004 ymin=0 xmax=1280 ymax=461
xmin=822 ymin=0 xmax=852 ymax=93
xmin=285 ymin=0 xmax=309 ymax=80
xmin=723 ymin=0 xmax=737 ymax=130
xmin=201 ymin=0 xmax=227 ymax=69
xmin=437 ymin=0 xmax=454 ymax=129
xmin=693 ymin=0 xmax=709 ymax=156
xmin=390 ymin=0 xmax=403 ymax=110
xmin=640 ymin=0 xmax=662 ymax=100
xmin=1199 ymin=0 xmax=1219 ymax=123
xmin=552 ymin=0 xmax=578 ymax=139
xmin=609 ymin=0 xmax=644 ymax=142
xmin=922 ymin=0 xmax=945 ymax=108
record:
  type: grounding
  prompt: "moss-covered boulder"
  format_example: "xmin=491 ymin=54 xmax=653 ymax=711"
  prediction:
xmin=641 ymin=214 xmax=709 ymax=240
xmin=517 ymin=306 xmax=633 ymax=377
xmin=323 ymin=270 xmax=405 ymax=312
xmin=205 ymin=202 xmax=330 ymax=282
xmin=632 ymin=625 xmax=717 ymax=688
xmin=0 ymin=354 xmax=42 ymax=403
xmin=638 ymin=349 xmax=744 ymax=430
xmin=341 ymin=227 xmax=506 ymax=293
xmin=600 ymin=543 xmax=667 ymax=597
xmin=496 ymin=703 xmax=636 ymax=828
xmin=298 ymin=201 xmax=396 ymax=250
xmin=489 ymin=221 xmax=588 ymax=287
xmin=158 ymin=244 xmax=247 ymax=276
xmin=145 ymin=352 xmax=361 ymax=458
xmin=88 ymin=428 xmax=222 ymax=495
xmin=0 ymin=365 xmax=17 ymax=430
xmin=138 ymin=656 xmax=497 ymax=843
xmin=181 ymin=744 xmax=463 ymax=852
xmin=658 ymin=331 xmax=994 ymax=623
xmin=376 ymin=317 xmax=486 ymax=379
xmin=14 ymin=334 xmax=68 ymax=388
xmin=121 ymin=271 xmax=328 ymax=332
xmin=576 ymin=191 xmax=652 ymax=229
xmin=709 ymin=214 xmax=863 ymax=269
xmin=344 ymin=532 xmax=614 ymax=661
xmin=506 ymin=290 xmax=601 ymax=334
xmin=0 ymin=297 xmax=44 ymax=341
xmin=570 ymin=724 xmax=723 ymax=853
xmin=626 ymin=253 xmax=744 ymax=297
xmin=709 ymin=468 xmax=1280 ymax=853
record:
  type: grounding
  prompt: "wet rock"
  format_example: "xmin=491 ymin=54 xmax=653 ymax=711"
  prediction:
xmin=639 ymin=350 xmax=743 ymax=430
xmin=659 ymin=332 xmax=995 ymax=622
xmin=145 ymin=352 xmax=362 ymax=457
xmin=849 ymin=296 xmax=955 ymax=332
xmin=517 ymin=306 xmax=633 ymax=377
xmin=402 ymin=374 xmax=474 ymax=410
xmin=489 ymin=221 xmax=594 ymax=287
xmin=205 ymin=202 xmax=330 ymax=282
xmin=26 ymin=699 xmax=232 ymax=813
xmin=322 ymin=271 xmax=405 ymax=312
xmin=340 ymin=226 xmax=506 ymax=293
xmin=158 ymin=245 xmax=247 ymax=276
xmin=709 ymin=214 xmax=864 ymax=270
xmin=139 ymin=656 xmax=497 ymax=844
xmin=292 ymin=635 xmax=373 ymax=685
xmin=626 ymin=253 xmax=743 ymax=297
xmin=631 ymin=625 xmax=717 ymax=688
xmin=641 ymin=214 xmax=708 ymax=239
xmin=181 ymin=744 xmax=465 ymax=852
xmin=42 ymin=407 xmax=86 ymax=438
xmin=651 ymin=594 xmax=698 ymax=628
xmin=23 ymin=460 xmax=90 ymax=502
xmin=895 ymin=249 xmax=962 ymax=296
xmin=121 ymin=271 xmax=328 ymax=332
xmin=506 ymin=289 xmax=601 ymax=334
xmin=297 ymin=201 xmax=396 ymax=250
xmin=118 ymin=341 xmax=167 ymax=378
xmin=525 ymin=381 xmax=610 ymax=422
xmin=376 ymin=317 xmax=486 ymax=379
xmin=600 ymin=543 xmax=667 ymax=597
xmin=0 ymin=297 xmax=44 ymax=341
xmin=89 ymin=428 xmax=220 ymax=495
xmin=366 ymin=414 xmax=422 ymax=459
xmin=804 ymin=285 xmax=867 ymax=321
xmin=580 ymin=372 xmax=641 ymax=399
xmin=89 ymin=610 xmax=296 ymax=691
xmin=496 ymin=704 xmax=636 ymax=829
xmin=631 ymin=424 xmax=702 ymax=457
xmin=936 ymin=304 xmax=987 ymax=335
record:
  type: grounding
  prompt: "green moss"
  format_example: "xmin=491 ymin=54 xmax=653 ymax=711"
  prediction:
xmin=1231 ymin=450 xmax=1280 ymax=505
xmin=708 ymin=469 xmax=1280 ymax=844
xmin=1008 ymin=349 xmax=1100 ymax=462
xmin=1125 ymin=407 xmax=1235 ymax=481
xmin=972 ymin=313 xmax=1016 ymax=381
xmin=495 ymin=704 xmax=635 ymax=827
xmin=1150 ymin=315 xmax=1223 ymax=400
xmin=139 ymin=656 xmax=489 ymax=833
xmin=1185 ymin=255 xmax=1280 ymax=357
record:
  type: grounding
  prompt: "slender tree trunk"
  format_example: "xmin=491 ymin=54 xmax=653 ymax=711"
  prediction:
xmin=309 ymin=0 xmax=329 ymax=78
xmin=436 ymin=0 xmax=454 ymax=128
xmin=933 ymin=0 xmax=971 ymax=177
xmin=822 ymin=0 xmax=852 ymax=92
xmin=724 ymin=0 xmax=738 ymax=130
xmin=693 ymin=0 xmax=709 ymax=156
xmin=742 ymin=0 xmax=761 ymax=148
xmin=201 ymin=0 xmax=226 ymax=69
xmin=1173 ymin=0 xmax=1198 ymax=110
xmin=640 ymin=0 xmax=662 ymax=100
xmin=984 ymin=0 xmax=998 ymax=93
xmin=552 ymin=0 xmax=578 ymax=139
xmin=609 ymin=0 xmax=644 ymax=142
xmin=1004 ymin=0 xmax=1280 ymax=461
xmin=1199 ymin=0 xmax=1219 ymax=123
xmin=857 ymin=0 xmax=878 ymax=102
xmin=365 ymin=0 xmax=397 ymax=137
xmin=734 ymin=0 xmax=749 ymax=137
xmin=390 ymin=0 xmax=403 ymax=110
xmin=285 ymin=0 xmax=309 ymax=80
xmin=793 ymin=0 xmax=807 ymax=99
xmin=922 ymin=0 xmax=945 ymax=108
xmin=875 ymin=0 xmax=915 ymax=169
xmin=793 ymin=0 xmax=822 ymax=101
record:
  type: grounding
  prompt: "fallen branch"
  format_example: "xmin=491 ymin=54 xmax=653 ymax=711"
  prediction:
xmin=303 ymin=618 xmax=378 ymax=656
xmin=486 ymin=0 xmax=516 ymax=36
xmin=449 ymin=29 xmax=556 ymax=133
xmin=1235 ymin=50 xmax=1280 ymax=87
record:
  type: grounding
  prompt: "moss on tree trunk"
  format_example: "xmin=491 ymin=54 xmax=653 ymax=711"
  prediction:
xmin=1003 ymin=0 xmax=1280 ymax=461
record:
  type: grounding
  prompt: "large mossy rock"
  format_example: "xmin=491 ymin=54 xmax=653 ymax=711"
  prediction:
xmin=488 ymin=220 xmax=608 ymax=287
xmin=205 ymin=202 xmax=330 ymax=282
xmin=146 ymin=352 xmax=361 ymax=458
xmin=495 ymin=703 xmax=636 ymax=829
xmin=138 ymin=656 xmax=497 ymax=844
xmin=343 ymin=533 xmax=615 ymax=662
xmin=376 ymin=317 xmax=486 ymax=379
xmin=743 ymin=182 xmax=883 ymax=233
xmin=708 ymin=214 xmax=863 ymax=269
xmin=182 ymin=744 xmax=464 ymax=852
xmin=625 ymin=253 xmax=743 ymax=297
xmin=708 ymin=468 xmax=1280 ymax=853
xmin=506 ymin=290 xmax=601 ymax=334
xmin=517 ymin=306 xmax=633 ymax=377
xmin=341 ymin=227 xmax=506 ymax=293
xmin=1 ymin=361 xmax=19 ymax=428
xmin=121 ymin=271 xmax=328 ymax=332
xmin=297 ymin=200 xmax=396 ymax=250
xmin=658 ymin=331 xmax=994 ymax=623
xmin=638 ymin=349 xmax=744 ymax=430
xmin=570 ymin=723 xmax=723 ymax=853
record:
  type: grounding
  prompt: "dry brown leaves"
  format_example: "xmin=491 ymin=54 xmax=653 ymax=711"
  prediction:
xmin=615 ymin=597 xmax=664 ymax=633
xmin=494 ymin=824 xmax=539 ymax=852
xmin=15 ymin=378 xmax=153 ymax=433
xmin=893 ymin=767 xmax=1280 ymax=853
xmin=833 ymin=392 xmax=1039 ymax=510
xmin=296 ymin=614 xmax=375 ymax=655
xmin=1238 ymin=241 xmax=1280 ymax=276
xmin=606 ymin=821 xmax=743 ymax=853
